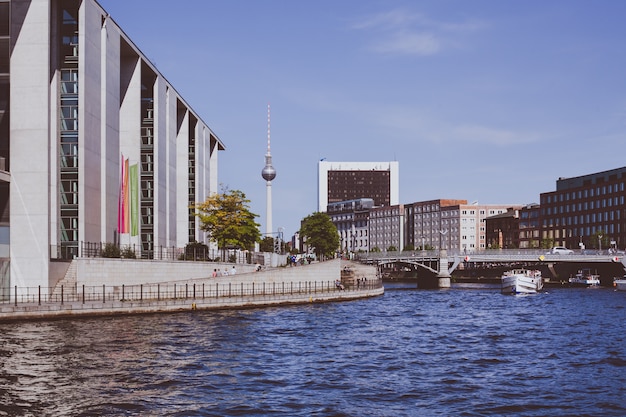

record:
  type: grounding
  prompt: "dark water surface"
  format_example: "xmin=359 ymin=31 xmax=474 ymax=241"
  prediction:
xmin=1 ymin=285 xmax=625 ymax=416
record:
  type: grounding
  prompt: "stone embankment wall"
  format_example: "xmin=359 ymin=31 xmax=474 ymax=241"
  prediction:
xmin=75 ymin=257 xmax=340 ymax=287
xmin=0 ymin=259 xmax=384 ymax=321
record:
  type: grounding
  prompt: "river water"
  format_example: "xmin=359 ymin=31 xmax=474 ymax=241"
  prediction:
xmin=0 ymin=284 xmax=625 ymax=416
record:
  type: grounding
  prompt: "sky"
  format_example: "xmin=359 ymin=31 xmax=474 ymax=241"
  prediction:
xmin=100 ymin=0 xmax=626 ymax=240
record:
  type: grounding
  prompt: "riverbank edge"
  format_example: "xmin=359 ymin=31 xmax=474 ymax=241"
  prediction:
xmin=0 ymin=287 xmax=385 ymax=322
xmin=0 ymin=259 xmax=384 ymax=322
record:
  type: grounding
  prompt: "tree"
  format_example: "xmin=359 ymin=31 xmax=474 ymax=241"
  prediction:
xmin=195 ymin=188 xmax=261 ymax=252
xmin=259 ymin=236 xmax=275 ymax=253
xmin=299 ymin=212 xmax=340 ymax=259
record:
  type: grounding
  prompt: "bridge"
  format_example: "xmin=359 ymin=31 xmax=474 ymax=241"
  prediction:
xmin=357 ymin=249 xmax=626 ymax=288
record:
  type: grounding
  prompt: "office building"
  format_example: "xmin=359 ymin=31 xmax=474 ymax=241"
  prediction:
xmin=318 ymin=161 xmax=399 ymax=212
xmin=540 ymin=166 xmax=626 ymax=250
xmin=2 ymin=0 xmax=224 ymax=294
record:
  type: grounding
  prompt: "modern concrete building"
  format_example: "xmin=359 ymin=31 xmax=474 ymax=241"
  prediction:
xmin=2 ymin=0 xmax=224 ymax=295
xmin=318 ymin=161 xmax=399 ymax=212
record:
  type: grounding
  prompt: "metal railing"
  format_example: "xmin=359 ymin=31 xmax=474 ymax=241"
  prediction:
xmin=1 ymin=278 xmax=384 ymax=307
xmin=48 ymin=242 xmax=261 ymax=264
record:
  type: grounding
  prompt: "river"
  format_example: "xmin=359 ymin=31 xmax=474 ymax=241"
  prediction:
xmin=0 ymin=284 xmax=625 ymax=416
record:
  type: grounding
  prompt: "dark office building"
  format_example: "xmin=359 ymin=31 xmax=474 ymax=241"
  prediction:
xmin=540 ymin=166 xmax=626 ymax=251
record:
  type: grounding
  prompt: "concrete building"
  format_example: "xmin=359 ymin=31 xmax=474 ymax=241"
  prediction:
xmin=2 ymin=0 xmax=224 ymax=295
xmin=369 ymin=204 xmax=404 ymax=252
xmin=405 ymin=200 xmax=467 ymax=251
xmin=327 ymin=198 xmax=373 ymax=254
xmin=318 ymin=161 xmax=399 ymax=212
xmin=406 ymin=200 xmax=515 ymax=252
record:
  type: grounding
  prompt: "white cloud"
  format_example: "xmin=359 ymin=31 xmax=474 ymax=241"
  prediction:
xmin=351 ymin=8 xmax=485 ymax=56
xmin=370 ymin=31 xmax=440 ymax=55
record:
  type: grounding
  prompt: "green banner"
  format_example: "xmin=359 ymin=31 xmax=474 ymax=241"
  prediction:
xmin=129 ymin=163 xmax=139 ymax=236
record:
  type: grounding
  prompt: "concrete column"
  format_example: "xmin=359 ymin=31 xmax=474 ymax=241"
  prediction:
xmin=437 ymin=249 xmax=451 ymax=288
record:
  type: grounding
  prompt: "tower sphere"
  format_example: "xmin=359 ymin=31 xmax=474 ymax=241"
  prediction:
xmin=262 ymin=164 xmax=276 ymax=181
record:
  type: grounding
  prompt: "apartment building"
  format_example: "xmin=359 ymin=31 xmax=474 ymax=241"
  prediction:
xmin=369 ymin=204 xmax=404 ymax=252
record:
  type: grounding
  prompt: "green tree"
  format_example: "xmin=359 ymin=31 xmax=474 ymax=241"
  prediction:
xmin=195 ymin=188 xmax=261 ymax=252
xmin=259 ymin=236 xmax=275 ymax=252
xmin=299 ymin=212 xmax=340 ymax=259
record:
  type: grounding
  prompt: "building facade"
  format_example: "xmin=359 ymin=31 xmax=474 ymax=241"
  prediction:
xmin=369 ymin=204 xmax=404 ymax=252
xmin=540 ymin=167 xmax=626 ymax=251
xmin=2 ymin=0 xmax=224 ymax=294
xmin=405 ymin=200 xmax=515 ymax=252
xmin=327 ymin=198 xmax=373 ymax=254
xmin=405 ymin=200 xmax=467 ymax=251
xmin=318 ymin=161 xmax=399 ymax=212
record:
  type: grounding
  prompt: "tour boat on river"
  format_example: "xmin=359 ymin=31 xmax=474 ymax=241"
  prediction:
xmin=569 ymin=269 xmax=601 ymax=287
xmin=501 ymin=269 xmax=543 ymax=294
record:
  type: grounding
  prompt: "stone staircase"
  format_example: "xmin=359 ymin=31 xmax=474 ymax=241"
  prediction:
xmin=340 ymin=260 xmax=378 ymax=288
xmin=50 ymin=260 xmax=78 ymax=300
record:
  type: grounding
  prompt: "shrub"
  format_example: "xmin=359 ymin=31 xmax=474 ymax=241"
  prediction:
xmin=101 ymin=243 xmax=121 ymax=258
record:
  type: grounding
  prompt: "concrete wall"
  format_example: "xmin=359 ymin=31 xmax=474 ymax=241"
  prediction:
xmin=10 ymin=0 xmax=51 ymax=289
xmin=76 ymin=258 xmax=341 ymax=287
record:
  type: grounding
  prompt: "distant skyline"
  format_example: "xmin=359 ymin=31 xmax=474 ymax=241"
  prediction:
xmin=101 ymin=0 xmax=626 ymax=239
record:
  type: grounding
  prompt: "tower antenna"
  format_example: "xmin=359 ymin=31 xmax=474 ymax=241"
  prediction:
xmin=261 ymin=103 xmax=277 ymax=236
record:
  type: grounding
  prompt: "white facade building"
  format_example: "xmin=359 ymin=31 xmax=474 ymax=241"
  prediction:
xmin=2 ymin=0 xmax=224 ymax=294
xmin=318 ymin=161 xmax=399 ymax=212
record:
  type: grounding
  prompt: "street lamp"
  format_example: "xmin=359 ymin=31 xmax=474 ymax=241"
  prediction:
xmin=439 ymin=229 xmax=448 ymax=250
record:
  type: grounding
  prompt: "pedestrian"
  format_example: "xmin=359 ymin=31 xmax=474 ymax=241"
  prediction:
xmin=212 ymin=269 xmax=217 ymax=278
xmin=230 ymin=265 xmax=237 ymax=275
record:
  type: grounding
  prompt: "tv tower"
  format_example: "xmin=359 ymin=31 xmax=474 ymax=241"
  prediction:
xmin=261 ymin=104 xmax=276 ymax=236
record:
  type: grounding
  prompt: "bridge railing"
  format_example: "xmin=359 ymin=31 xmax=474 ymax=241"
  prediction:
xmin=356 ymin=249 xmax=624 ymax=263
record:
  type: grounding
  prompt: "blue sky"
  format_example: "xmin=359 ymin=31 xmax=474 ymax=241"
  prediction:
xmin=101 ymin=0 xmax=626 ymax=239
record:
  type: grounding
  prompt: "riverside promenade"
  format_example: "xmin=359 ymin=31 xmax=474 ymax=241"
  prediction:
xmin=0 ymin=259 xmax=383 ymax=321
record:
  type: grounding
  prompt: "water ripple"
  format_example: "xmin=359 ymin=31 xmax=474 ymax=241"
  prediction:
xmin=0 ymin=287 xmax=625 ymax=416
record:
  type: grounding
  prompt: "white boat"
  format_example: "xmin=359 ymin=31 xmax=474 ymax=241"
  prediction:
xmin=569 ymin=269 xmax=601 ymax=287
xmin=613 ymin=276 xmax=626 ymax=291
xmin=501 ymin=269 xmax=543 ymax=294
